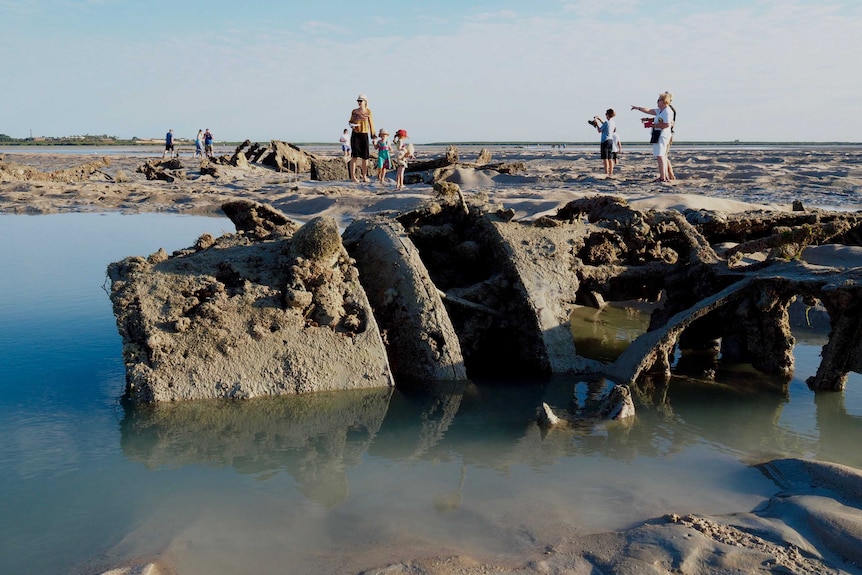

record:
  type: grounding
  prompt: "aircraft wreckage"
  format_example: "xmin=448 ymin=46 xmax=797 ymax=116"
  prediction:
xmin=107 ymin=191 xmax=862 ymax=404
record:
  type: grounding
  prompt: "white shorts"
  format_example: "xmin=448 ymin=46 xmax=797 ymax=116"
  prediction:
xmin=652 ymin=132 xmax=672 ymax=157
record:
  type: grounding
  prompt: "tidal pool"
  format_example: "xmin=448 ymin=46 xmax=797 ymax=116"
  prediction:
xmin=1 ymin=213 xmax=860 ymax=575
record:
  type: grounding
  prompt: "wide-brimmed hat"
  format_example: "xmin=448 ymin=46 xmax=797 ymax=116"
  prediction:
xmin=395 ymin=129 xmax=408 ymax=138
xmin=357 ymin=94 xmax=368 ymax=102
xmin=379 ymin=128 xmax=389 ymax=136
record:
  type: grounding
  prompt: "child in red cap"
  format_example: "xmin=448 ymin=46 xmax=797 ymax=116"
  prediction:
xmin=393 ymin=129 xmax=413 ymax=190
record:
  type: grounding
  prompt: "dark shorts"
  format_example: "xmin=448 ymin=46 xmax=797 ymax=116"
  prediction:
xmin=600 ymin=139 xmax=613 ymax=160
xmin=165 ymin=144 xmax=174 ymax=151
xmin=351 ymin=131 xmax=370 ymax=159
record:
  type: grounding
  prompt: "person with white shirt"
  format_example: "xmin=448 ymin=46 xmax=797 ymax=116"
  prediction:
xmin=632 ymin=92 xmax=675 ymax=182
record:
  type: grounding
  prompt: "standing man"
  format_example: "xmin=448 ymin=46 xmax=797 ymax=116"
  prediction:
xmin=348 ymin=94 xmax=376 ymax=183
xmin=203 ymin=129 xmax=214 ymax=158
xmin=162 ymin=129 xmax=175 ymax=159
xmin=591 ymin=109 xmax=616 ymax=177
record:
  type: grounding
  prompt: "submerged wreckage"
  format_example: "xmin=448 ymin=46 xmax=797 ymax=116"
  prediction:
xmin=107 ymin=184 xmax=862 ymax=404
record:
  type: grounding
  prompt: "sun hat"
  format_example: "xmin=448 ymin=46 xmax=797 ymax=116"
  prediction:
xmin=357 ymin=94 xmax=368 ymax=101
xmin=395 ymin=129 xmax=408 ymax=138
xmin=379 ymin=128 xmax=389 ymax=136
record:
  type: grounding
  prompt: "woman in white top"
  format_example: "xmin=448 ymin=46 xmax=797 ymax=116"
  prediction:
xmin=631 ymin=92 xmax=675 ymax=182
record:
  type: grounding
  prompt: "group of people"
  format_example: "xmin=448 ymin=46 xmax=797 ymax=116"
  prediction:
xmin=161 ymin=129 xmax=214 ymax=159
xmin=593 ymin=91 xmax=676 ymax=182
xmin=194 ymin=129 xmax=215 ymax=159
xmin=344 ymin=94 xmax=414 ymax=190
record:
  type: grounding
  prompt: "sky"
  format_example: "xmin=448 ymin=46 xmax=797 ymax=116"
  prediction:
xmin=1 ymin=0 xmax=860 ymax=143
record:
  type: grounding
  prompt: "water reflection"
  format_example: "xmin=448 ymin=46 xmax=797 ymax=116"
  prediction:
xmin=120 ymin=388 xmax=392 ymax=507
xmin=814 ymin=391 xmax=862 ymax=468
xmin=634 ymin=375 xmax=795 ymax=460
xmin=117 ymin=365 xmax=851 ymax=499
xmin=570 ymin=303 xmax=651 ymax=362
xmin=369 ymin=381 xmax=465 ymax=460
xmin=119 ymin=379 xmax=549 ymax=480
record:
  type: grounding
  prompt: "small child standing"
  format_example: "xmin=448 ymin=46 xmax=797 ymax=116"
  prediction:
xmin=611 ymin=129 xmax=622 ymax=172
xmin=339 ymin=128 xmax=350 ymax=158
xmin=375 ymin=129 xmax=391 ymax=183
xmin=392 ymin=129 xmax=413 ymax=191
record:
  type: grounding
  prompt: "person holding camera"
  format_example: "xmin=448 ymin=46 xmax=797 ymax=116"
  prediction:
xmin=632 ymin=92 xmax=675 ymax=182
xmin=590 ymin=109 xmax=617 ymax=177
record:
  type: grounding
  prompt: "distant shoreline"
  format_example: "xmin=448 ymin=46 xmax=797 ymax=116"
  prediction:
xmin=2 ymin=140 xmax=862 ymax=148
xmin=426 ymin=141 xmax=862 ymax=147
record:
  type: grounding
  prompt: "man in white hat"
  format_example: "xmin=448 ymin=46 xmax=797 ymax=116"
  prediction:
xmin=348 ymin=94 xmax=376 ymax=183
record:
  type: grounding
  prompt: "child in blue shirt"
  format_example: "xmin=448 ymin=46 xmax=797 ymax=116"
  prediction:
xmin=375 ymin=129 xmax=391 ymax=183
xmin=592 ymin=109 xmax=617 ymax=177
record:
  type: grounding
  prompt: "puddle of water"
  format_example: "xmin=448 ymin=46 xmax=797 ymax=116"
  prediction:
xmin=570 ymin=302 xmax=653 ymax=361
xmin=1 ymin=213 xmax=860 ymax=575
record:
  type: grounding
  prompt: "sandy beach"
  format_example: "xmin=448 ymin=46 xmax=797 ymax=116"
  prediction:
xmin=4 ymin=144 xmax=862 ymax=575
xmin=2 ymin=144 xmax=862 ymax=226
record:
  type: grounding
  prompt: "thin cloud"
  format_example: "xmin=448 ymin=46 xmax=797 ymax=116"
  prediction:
xmin=302 ymin=20 xmax=349 ymax=35
xmin=470 ymin=9 xmax=520 ymax=21
xmin=3 ymin=0 xmax=861 ymax=142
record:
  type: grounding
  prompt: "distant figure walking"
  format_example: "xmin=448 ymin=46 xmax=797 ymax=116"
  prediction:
xmin=348 ymin=94 xmax=376 ymax=183
xmin=590 ymin=109 xmax=616 ymax=177
xmin=162 ymin=129 xmax=175 ymax=159
xmin=631 ymin=92 xmax=675 ymax=182
xmin=194 ymin=129 xmax=204 ymax=158
xmin=203 ymin=129 xmax=214 ymax=158
xmin=339 ymin=128 xmax=351 ymax=158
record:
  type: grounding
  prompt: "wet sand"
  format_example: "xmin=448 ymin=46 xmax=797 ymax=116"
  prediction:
xmin=2 ymin=145 xmax=862 ymax=226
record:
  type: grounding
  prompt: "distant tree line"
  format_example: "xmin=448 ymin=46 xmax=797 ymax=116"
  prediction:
xmin=0 ymin=134 xmax=150 ymax=145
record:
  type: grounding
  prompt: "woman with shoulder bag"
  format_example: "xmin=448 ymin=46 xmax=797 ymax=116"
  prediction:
xmin=348 ymin=94 xmax=376 ymax=183
xmin=632 ymin=92 xmax=675 ymax=182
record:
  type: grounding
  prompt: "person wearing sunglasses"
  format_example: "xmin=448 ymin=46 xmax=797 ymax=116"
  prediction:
xmin=348 ymin=94 xmax=376 ymax=183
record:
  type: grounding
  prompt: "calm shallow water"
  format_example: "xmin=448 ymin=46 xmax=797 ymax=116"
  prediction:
xmin=1 ymin=213 xmax=861 ymax=575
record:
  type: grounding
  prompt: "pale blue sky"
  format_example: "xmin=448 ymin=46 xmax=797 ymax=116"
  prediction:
xmin=2 ymin=0 xmax=859 ymax=143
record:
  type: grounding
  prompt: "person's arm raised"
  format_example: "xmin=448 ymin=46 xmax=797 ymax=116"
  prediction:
xmin=631 ymin=105 xmax=657 ymax=114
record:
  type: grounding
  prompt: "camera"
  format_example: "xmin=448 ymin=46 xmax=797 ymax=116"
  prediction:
xmin=587 ymin=119 xmax=599 ymax=128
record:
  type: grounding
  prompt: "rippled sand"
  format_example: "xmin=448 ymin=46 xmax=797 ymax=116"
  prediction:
xmin=2 ymin=145 xmax=861 ymax=226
